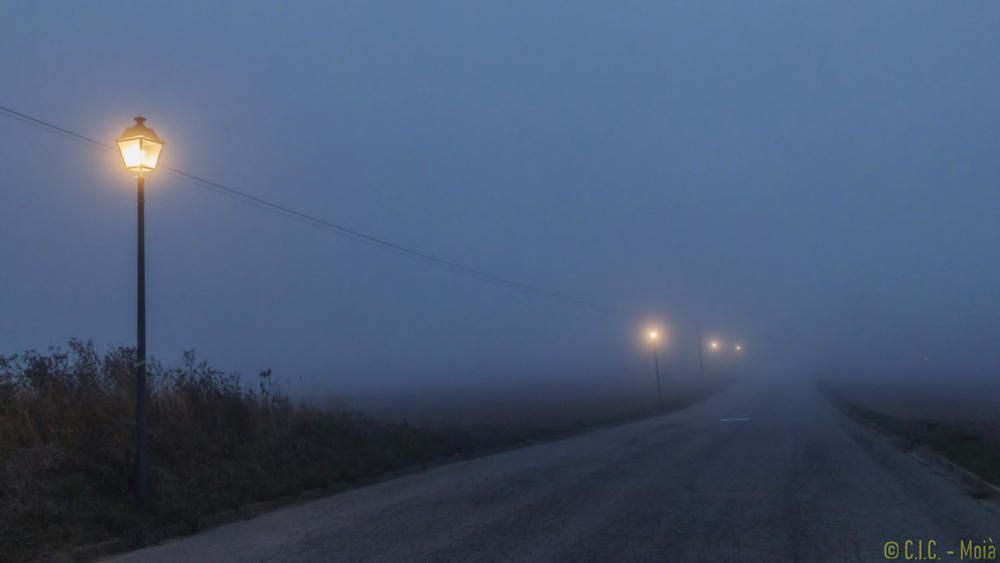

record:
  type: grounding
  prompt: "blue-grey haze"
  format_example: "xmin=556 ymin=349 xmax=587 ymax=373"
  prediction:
xmin=2 ymin=1 xmax=998 ymax=404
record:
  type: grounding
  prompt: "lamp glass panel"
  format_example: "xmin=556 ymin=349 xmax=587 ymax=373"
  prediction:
xmin=141 ymin=139 xmax=163 ymax=170
xmin=117 ymin=138 xmax=144 ymax=171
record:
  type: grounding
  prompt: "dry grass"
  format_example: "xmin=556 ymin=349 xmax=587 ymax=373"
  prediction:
xmin=818 ymin=378 xmax=1000 ymax=491
xmin=0 ymin=340 xmax=730 ymax=561
xmin=0 ymin=340 xmax=470 ymax=561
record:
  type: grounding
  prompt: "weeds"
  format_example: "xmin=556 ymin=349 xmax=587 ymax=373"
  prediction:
xmin=819 ymin=381 xmax=1000 ymax=491
xmin=0 ymin=340 xmax=470 ymax=561
xmin=0 ymin=340 xmax=728 ymax=561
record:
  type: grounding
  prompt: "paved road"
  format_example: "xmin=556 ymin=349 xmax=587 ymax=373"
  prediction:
xmin=110 ymin=376 xmax=1000 ymax=562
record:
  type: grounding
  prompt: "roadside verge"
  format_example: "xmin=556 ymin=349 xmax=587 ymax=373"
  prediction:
xmin=818 ymin=379 xmax=1000 ymax=504
xmin=44 ymin=377 xmax=735 ymax=562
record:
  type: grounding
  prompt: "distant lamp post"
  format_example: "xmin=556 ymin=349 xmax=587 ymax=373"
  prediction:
xmin=648 ymin=330 xmax=663 ymax=409
xmin=116 ymin=116 xmax=164 ymax=512
xmin=696 ymin=322 xmax=706 ymax=378
xmin=709 ymin=340 xmax=720 ymax=351
xmin=734 ymin=344 xmax=743 ymax=352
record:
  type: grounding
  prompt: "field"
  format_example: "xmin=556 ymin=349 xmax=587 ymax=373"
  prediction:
xmin=819 ymin=374 xmax=1000 ymax=491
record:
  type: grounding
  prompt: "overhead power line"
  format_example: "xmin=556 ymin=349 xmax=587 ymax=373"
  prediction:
xmin=0 ymin=104 xmax=592 ymax=307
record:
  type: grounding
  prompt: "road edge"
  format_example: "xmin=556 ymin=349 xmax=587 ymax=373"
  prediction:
xmin=45 ymin=377 xmax=736 ymax=562
xmin=816 ymin=380 xmax=1000 ymax=513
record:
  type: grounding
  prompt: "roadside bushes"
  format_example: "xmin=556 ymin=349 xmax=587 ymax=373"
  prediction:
xmin=0 ymin=340 xmax=469 ymax=561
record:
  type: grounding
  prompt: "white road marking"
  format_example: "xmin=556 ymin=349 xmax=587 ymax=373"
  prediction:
xmin=720 ymin=417 xmax=751 ymax=423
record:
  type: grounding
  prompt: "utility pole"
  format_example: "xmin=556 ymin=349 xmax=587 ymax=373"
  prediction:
xmin=696 ymin=322 xmax=706 ymax=378
xmin=653 ymin=347 xmax=663 ymax=409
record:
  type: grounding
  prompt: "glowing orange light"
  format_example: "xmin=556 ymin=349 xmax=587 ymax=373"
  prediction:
xmin=116 ymin=116 xmax=164 ymax=174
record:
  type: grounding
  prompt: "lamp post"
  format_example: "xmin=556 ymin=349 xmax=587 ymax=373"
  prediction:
xmin=648 ymin=330 xmax=663 ymax=409
xmin=696 ymin=322 xmax=706 ymax=379
xmin=116 ymin=116 xmax=164 ymax=511
xmin=704 ymin=338 xmax=721 ymax=378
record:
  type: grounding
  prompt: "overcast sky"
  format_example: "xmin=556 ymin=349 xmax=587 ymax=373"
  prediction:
xmin=2 ymin=2 xmax=998 ymax=400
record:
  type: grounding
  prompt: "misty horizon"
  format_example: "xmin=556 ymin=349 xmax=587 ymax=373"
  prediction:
xmin=3 ymin=2 xmax=999 ymax=402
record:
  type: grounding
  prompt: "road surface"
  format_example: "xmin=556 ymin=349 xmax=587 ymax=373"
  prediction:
xmin=109 ymin=376 xmax=1000 ymax=562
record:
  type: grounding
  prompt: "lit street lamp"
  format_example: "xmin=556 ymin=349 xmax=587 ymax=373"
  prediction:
xmin=648 ymin=330 xmax=663 ymax=409
xmin=702 ymin=337 xmax=722 ymax=377
xmin=116 ymin=116 xmax=164 ymax=512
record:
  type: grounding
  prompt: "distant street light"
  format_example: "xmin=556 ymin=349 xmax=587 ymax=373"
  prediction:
xmin=734 ymin=344 xmax=743 ymax=352
xmin=116 ymin=116 xmax=164 ymax=512
xmin=648 ymin=329 xmax=663 ymax=409
xmin=710 ymin=340 xmax=720 ymax=351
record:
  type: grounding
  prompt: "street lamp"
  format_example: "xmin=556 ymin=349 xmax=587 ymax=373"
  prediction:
xmin=709 ymin=340 xmax=720 ymax=351
xmin=116 ymin=116 xmax=164 ymax=512
xmin=734 ymin=344 xmax=743 ymax=352
xmin=648 ymin=329 xmax=663 ymax=409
